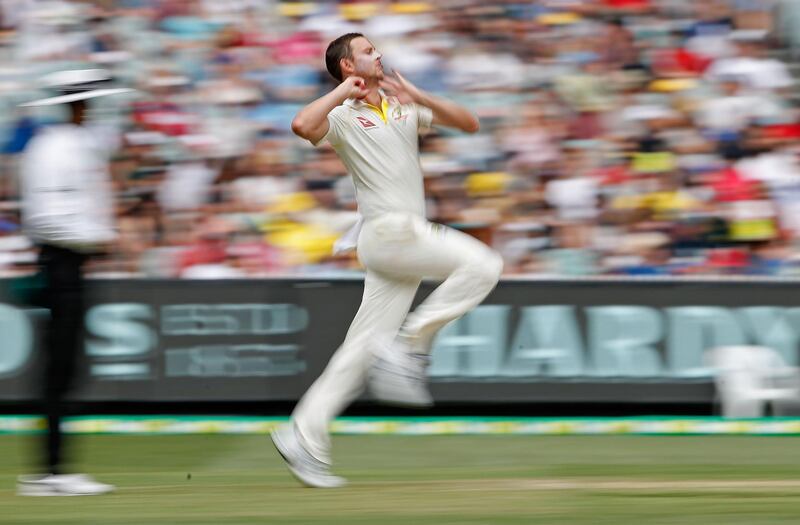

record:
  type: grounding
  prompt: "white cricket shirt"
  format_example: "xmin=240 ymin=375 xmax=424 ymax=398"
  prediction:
xmin=20 ymin=124 xmax=116 ymax=248
xmin=315 ymin=95 xmax=433 ymax=221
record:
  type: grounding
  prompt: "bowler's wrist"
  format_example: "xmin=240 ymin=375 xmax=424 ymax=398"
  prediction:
xmin=333 ymin=83 xmax=353 ymax=103
xmin=413 ymin=90 xmax=433 ymax=107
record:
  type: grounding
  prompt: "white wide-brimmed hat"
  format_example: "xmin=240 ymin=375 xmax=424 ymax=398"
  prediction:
xmin=20 ymin=68 xmax=134 ymax=107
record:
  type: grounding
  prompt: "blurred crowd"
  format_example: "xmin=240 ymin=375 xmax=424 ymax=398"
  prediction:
xmin=1 ymin=0 xmax=800 ymax=278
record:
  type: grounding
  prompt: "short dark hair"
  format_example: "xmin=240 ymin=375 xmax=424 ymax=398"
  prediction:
xmin=325 ymin=33 xmax=364 ymax=82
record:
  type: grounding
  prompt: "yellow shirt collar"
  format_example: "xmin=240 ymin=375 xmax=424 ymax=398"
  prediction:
xmin=363 ymin=97 xmax=390 ymax=123
xmin=347 ymin=91 xmax=390 ymax=123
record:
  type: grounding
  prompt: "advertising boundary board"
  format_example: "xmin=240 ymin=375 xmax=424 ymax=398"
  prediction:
xmin=1 ymin=277 xmax=798 ymax=403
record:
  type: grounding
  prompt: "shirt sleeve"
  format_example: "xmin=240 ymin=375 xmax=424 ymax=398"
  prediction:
xmin=312 ymin=107 xmax=347 ymax=147
xmin=415 ymin=103 xmax=433 ymax=133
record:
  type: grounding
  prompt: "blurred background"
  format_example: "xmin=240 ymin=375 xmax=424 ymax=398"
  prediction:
xmin=0 ymin=1 xmax=800 ymax=520
xmin=0 ymin=0 xmax=799 ymax=279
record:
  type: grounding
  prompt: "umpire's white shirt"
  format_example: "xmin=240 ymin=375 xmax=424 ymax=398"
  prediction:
xmin=315 ymin=95 xmax=433 ymax=220
xmin=20 ymin=124 xmax=116 ymax=248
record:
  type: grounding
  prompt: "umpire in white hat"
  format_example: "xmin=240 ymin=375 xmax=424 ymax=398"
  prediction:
xmin=16 ymin=69 xmax=131 ymax=496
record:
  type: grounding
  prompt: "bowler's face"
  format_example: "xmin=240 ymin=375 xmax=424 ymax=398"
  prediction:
xmin=349 ymin=37 xmax=384 ymax=80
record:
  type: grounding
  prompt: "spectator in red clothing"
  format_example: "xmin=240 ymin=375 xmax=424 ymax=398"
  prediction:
xmin=710 ymin=165 xmax=761 ymax=202
xmin=176 ymin=216 xmax=231 ymax=275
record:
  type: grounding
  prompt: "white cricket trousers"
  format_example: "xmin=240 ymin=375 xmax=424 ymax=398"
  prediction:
xmin=292 ymin=212 xmax=503 ymax=463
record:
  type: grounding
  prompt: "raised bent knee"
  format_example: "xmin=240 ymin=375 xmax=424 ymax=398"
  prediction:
xmin=484 ymin=250 xmax=504 ymax=284
xmin=464 ymin=250 xmax=503 ymax=291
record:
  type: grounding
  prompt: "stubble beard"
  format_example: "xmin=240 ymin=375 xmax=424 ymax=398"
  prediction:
xmin=355 ymin=56 xmax=384 ymax=84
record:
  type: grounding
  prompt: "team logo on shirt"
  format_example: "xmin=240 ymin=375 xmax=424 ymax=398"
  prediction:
xmin=392 ymin=107 xmax=408 ymax=122
xmin=356 ymin=116 xmax=377 ymax=129
xmin=429 ymin=222 xmax=447 ymax=238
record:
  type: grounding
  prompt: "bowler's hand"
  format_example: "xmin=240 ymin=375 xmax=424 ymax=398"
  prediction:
xmin=380 ymin=71 xmax=425 ymax=105
xmin=341 ymin=76 xmax=369 ymax=100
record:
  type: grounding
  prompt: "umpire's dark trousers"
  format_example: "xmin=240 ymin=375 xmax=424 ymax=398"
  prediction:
xmin=36 ymin=243 xmax=87 ymax=475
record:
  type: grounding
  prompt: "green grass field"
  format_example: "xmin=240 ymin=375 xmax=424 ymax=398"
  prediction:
xmin=1 ymin=433 xmax=800 ymax=524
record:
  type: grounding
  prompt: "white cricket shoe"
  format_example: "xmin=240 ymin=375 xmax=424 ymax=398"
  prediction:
xmin=17 ymin=474 xmax=115 ymax=496
xmin=270 ymin=424 xmax=347 ymax=489
xmin=369 ymin=338 xmax=433 ymax=408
